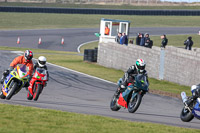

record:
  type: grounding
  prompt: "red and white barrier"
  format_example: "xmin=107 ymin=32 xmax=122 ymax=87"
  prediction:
xmin=38 ymin=37 xmax=42 ymax=45
xmin=17 ymin=37 xmax=20 ymax=44
xmin=61 ymin=37 xmax=64 ymax=45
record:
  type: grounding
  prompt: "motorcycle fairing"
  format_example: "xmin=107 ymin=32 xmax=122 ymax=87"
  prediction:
xmin=192 ymin=99 xmax=200 ymax=119
xmin=117 ymin=85 xmax=134 ymax=108
xmin=2 ymin=74 xmax=14 ymax=95
xmin=118 ymin=93 xmax=128 ymax=108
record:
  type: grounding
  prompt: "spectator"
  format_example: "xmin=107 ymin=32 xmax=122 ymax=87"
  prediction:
xmin=136 ymin=33 xmax=141 ymax=45
xmin=161 ymin=34 xmax=168 ymax=48
xmin=104 ymin=25 xmax=110 ymax=35
xmin=184 ymin=36 xmax=193 ymax=50
xmin=140 ymin=34 xmax=145 ymax=46
xmin=119 ymin=33 xmax=123 ymax=45
xmin=144 ymin=33 xmax=150 ymax=48
xmin=115 ymin=32 xmax=121 ymax=44
xmin=122 ymin=32 xmax=128 ymax=46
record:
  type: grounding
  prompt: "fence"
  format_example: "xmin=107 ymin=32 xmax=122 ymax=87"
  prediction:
xmin=1 ymin=6 xmax=200 ymax=15
xmin=0 ymin=0 xmax=200 ymax=5
xmin=97 ymin=43 xmax=200 ymax=86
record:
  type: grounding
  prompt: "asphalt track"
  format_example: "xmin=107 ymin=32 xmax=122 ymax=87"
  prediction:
xmin=0 ymin=50 xmax=200 ymax=129
xmin=0 ymin=27 xmax=199 ymax=52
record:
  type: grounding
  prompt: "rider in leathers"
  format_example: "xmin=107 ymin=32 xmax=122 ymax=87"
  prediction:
xmin=116 ymin=59 xmax=149 ymax=95
xmin=185 ymin=85 xmax=200 ymax=106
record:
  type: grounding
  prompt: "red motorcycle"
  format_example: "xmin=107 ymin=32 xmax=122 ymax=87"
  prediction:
xmin=27 ymin=68 xmax=48 ymax=101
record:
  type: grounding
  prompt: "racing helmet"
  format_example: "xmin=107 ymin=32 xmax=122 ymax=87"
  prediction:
xmin=24 ymin=50 xmax=33 ymax=62
xmin=38 ymin=56 xmax=46 ymax=67
xmin=136 ymin=59 xmax=146 ymax=73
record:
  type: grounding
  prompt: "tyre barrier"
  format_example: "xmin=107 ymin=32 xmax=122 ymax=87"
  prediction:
xmin=0 ymin=6 xmax=200 ymax=16
xmin=84 ymin=48 xmax=98 ymax=62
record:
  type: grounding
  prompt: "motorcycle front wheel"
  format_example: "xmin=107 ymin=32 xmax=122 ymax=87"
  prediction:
xmin=180 ymin=107 xmax=194 ymax=122
xmin=6 ymin=81 xmax=18 ymax=100
xmin=33 ymin=84 xmax=43 ymax=101
xmin=110 ymin=92 xmax=121 ymax=111
xmin=128 ymin=93 xmax=142 ymax=113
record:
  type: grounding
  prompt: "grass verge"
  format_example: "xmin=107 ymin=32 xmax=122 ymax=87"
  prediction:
xmin=0 ymin=46 xmax=191 ymax=97
xmin=0 ymin=12 xmax=200 ymax=30
xmin=0 ymin=104 xmax=199 ymax=133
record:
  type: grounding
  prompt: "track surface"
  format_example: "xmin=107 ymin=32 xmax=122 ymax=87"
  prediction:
xmin=0 ymin=50 xmax=200 ymax=129
xmin=0 ymin=27 xmax=198 ymax=52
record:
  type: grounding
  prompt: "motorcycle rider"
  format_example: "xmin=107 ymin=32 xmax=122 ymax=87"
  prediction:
xmin=0 ymin=50 xmax=33 ymax=87
xmin=27 ymin=56 xmax=49 ymax=99
xmin=116 ymin=59 xmax=149 ymax=95
xmin=185 ymin=85 xmax=200 ymax=106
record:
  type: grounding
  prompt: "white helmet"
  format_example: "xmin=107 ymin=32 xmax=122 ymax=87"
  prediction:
xmin=38 ymin=56 xmax=46 ymax=67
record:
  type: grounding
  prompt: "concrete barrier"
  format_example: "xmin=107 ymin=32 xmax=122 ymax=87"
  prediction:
xmin=97 ymin=43 xmax=200 ymax=86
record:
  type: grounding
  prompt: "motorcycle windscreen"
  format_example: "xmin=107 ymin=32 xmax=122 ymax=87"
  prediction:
xmin=36 ymin=68 xmax=46 ymax=75
xmin=134 ymin=74 xmax=149 ymax=91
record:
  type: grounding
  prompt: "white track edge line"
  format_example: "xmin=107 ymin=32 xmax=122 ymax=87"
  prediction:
xmin=77 ymin=40 xmax=98 ymax=53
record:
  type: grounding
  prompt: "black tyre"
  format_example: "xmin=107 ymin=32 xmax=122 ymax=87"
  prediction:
xmin=0 ymin=90 xmax=6 ymax=99
xmin=110 ymin=94 xmax=121 ymax=111
xmin=128 ymin=93 xmax=142 ymax=113
xmin=6 ymin=82 xmax=18 ymax=100
xmin=180 ymin=107 xmax=194 ymax=122
xmin=33 ymin=84 xmax=42 ymax=101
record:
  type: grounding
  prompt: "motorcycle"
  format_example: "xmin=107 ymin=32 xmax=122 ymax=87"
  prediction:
xmin=180 ymin=92 xmax=200 ymax=122
xmin=27 ymin=67 xmax=48 ymax=101
xmin=110 ymin=74 xmax=149 ymax=113
xmin=0 ymin=64 xmax=29 ymax=100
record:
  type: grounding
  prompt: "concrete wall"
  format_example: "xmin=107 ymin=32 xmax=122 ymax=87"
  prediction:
xmin=97 ymin=42 xmax=200 ymax=86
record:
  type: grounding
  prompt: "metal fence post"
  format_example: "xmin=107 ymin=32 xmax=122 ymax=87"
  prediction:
xmin=159 ymin=48 xmax=165 ymax=80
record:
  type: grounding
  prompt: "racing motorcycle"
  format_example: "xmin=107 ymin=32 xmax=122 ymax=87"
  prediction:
xmin=110 ymin=74 xmax=149 ymax=113
xmin=27 ymin=67 xmax=48 ymax=101
xmin=180 ymin=92 xmax=200 ymax=122
xmin=0 ymin=64 xmax=29 ymax=100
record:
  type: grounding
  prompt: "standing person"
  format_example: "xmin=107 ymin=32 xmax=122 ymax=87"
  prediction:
xmin=140 ymin=34 xmax=145 ymax=46
xmin=122 ymin=32 xmax=128 ymax=46
xmin=0 ymin=50 xmax=34 ymax=87
xmin=161 ymin=34 xmax=168 ymax=48
xmin=144 ymin=33 xmax=150 ymax=47
xmin=104 ymin=25 xmax=110 ymax=35
xmin=119 ymin=33 xmax=123 ymax=45
xmin=184 ymin=36 xmax=193 ymax=50
xmin=115 ymin=32 xmax=121 ymax=44
xmin=136 ymin=33 xmax=141 ymax=45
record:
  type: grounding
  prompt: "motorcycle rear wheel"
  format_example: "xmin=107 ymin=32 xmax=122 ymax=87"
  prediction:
xmin=6 ymin=81 xmax=17 ymax=100
xmin=180 ymin=107 xmax=194 ymax=122
xmin=110 ymin=93 xmax=121 ymax=111
xmin=128 ymin=93 xmax=142 ymax=113
xmin=33 ymin=84 xmax=42 ymax=101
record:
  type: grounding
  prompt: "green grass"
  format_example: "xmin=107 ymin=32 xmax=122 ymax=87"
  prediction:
xmin=0 ymin=46 xmax=191 ymax=96
xmin=1 ymin=2 xmax=200 ymax=10
xmin=0 ymin=104 xmax=199 ymax=133
xmin=0 ymin=12 xmax=200 ymax=30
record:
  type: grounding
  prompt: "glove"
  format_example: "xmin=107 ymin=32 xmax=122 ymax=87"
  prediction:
xmin=120 ymin=85 xmax=125 ymax=89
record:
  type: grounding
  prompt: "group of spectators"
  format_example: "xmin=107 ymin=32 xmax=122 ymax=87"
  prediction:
xmin=136 ymin=33 xmax=153 ymax=48
xmin=115 ymin=32 xmax=128 ymax=46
